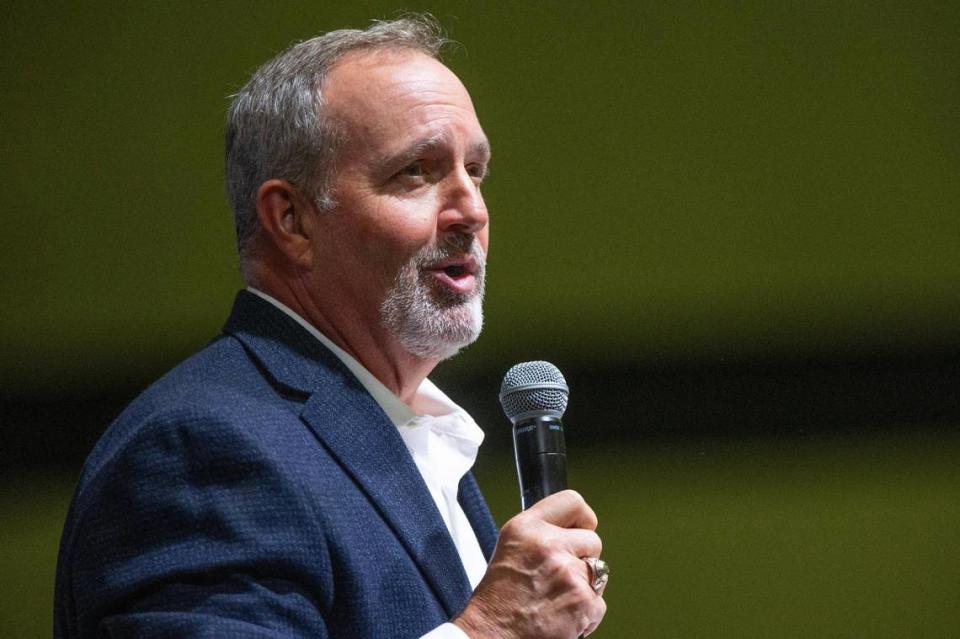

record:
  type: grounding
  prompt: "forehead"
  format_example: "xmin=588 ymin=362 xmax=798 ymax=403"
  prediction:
xmin=322 ymin=49 xmax=486 ymax=157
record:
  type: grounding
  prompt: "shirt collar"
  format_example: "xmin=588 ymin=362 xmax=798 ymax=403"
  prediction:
xmin=245 ymin=287 xmax=477 ymax=432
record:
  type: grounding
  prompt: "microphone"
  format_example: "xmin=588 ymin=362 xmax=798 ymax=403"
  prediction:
xmin=501 ymin=363 xmax=592 ymax=639
xmin=499 ymin=361 xmax=570 ymax=511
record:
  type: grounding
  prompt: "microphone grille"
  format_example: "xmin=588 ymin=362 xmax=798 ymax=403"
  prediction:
xmin=499 ymin=361 xmax=569 ymax=423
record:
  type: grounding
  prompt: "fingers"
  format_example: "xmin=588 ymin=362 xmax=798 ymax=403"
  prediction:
xmin=582 ymin=596 xmax=607 ymax=637
xmin=498 ymin=513 xmax=601 ymax=560
xmin=521 ymin=550 xmax=607 ymax=637
xmin=455 ymin=490 xmax=607 ymax=639
xmin=550 ymin=555 xmax=605 ymax=638
xmin=521 ymin=490 xmax=600 ymax=558
xmin=564 ymin=528 xmax=603 ymax=559
xmin=525 ymin=489 xmax=598 ymax=530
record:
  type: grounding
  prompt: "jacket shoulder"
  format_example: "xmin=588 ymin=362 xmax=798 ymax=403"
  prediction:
xmin=55 ymin=334 xmax=337 ymax=638
xmin=79 ymin=334 xmax=293 ymax=484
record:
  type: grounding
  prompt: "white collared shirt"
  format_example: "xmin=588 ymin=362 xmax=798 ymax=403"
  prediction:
xmin=247 ymin=288 xmax=485 ymax=639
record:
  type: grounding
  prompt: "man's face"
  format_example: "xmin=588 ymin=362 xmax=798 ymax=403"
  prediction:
xmin=311 ymin=50 xmax=490 ymax=360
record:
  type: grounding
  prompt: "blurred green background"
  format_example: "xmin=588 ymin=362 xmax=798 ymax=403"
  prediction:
xmin=2 ymin=1 xmax=958 ymax=637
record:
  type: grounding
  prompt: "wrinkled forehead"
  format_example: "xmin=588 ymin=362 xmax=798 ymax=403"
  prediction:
xmin=320 ymin=48 xmax=481 ymax=147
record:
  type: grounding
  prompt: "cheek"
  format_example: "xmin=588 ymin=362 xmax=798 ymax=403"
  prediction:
xmin=350 ymin=215 xmax=437 ymax=281
xmin=477 ymin=226 xmax=490 ymax=256
xmin=366 ymin=203 xmax=439 ymax=252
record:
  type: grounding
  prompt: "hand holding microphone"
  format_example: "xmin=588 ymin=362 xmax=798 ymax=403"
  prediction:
xmin=501 ymin=362 xmax=609 ymax=598
xmin=454 ymin=362 xmax=608 ymax=639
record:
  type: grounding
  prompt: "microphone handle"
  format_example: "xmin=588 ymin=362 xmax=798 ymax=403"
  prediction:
xmin=512 ymin=415 xmax=568 ymax=511
xmin=513 ymin=416 xmax=584 ymax=638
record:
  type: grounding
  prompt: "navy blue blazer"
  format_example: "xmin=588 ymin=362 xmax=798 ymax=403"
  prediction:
xmin=55 ymin=290 xmax=499 ymax=638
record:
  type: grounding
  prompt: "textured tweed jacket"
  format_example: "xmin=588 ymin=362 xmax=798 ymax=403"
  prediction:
xmin=55 ymin=290 xmax=499 ymax=638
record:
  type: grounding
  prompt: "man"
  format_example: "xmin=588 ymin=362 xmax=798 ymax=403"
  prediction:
xmin=55 ymin=16 xmax=606 ymax=639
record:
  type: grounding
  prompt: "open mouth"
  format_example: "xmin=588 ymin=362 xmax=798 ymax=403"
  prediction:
xmin=429 ymin=256 xmax=477 ymax=277
xmin=424 ymin=257 xmax=480 ymax=294
xmin=443 ymin=264 xmax=468 ymax=278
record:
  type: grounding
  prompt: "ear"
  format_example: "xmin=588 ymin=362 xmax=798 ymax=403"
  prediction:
xmin=255 ymin=179 xmax=315 ymax=267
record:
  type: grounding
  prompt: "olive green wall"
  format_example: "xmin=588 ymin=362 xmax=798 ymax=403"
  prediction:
xmin=3 ymin=5 xmax=959 ymax=636
xmin=3 ymin=1 xmax=958 ymax=393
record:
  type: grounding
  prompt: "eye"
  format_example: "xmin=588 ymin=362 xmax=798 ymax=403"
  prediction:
xmin=398 ymin=161 xmax=426 ymax=179
xmin=466 ymin=163 xmax=488 ymax=183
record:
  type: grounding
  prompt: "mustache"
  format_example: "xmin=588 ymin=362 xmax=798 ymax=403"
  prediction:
xmin=413 ymin=234 xmax=486 ymax=273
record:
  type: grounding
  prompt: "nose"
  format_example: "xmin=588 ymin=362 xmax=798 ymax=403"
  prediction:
xmin=437 ymin=167 xmax=488 ymax=234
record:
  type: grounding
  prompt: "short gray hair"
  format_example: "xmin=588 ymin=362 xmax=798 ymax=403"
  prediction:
xmin=225 ymin=15 xmax=449 ymax=268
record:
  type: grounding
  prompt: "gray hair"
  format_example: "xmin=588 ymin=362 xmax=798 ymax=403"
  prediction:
xmin=224 ymin=15 xmax=450 ymax=270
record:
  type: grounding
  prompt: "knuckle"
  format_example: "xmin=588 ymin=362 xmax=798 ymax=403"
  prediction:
xmin=563 ymin=559 xmax=586 ymax=586
xmin=501 ymin=514 xmax=534 ymax=540
xmin=578 ymin=613 xmax=592 ymax=634
xmin=541 ymin=552 xmax=567 ymax=576
xmin=582 ymin=506 xmax=599 ymax=530
xmin=529 ymin=541 xmax=552 ymax=563
xmin=540 ymin=530 xmax=564 ymax=552
xmin=563 ymin=489 xmax=584 ymax=505
xmin=576 ymin=582 xmax=596 ymax=606
xmin=596 ymin=597 xmax=608 ymax=617
xmin=588 ymin=531 xmax=603 ymax=554
xmin=531 ymin=529 xmax=559 ymax=553
xmin=562 ymin=489 xmax=598 ymax=529
xmin=499 ymin=516 xmax=521 ymax=538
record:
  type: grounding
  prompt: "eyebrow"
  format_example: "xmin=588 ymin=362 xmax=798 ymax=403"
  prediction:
xmin=377 ymin=134 xmax=491 ymax=172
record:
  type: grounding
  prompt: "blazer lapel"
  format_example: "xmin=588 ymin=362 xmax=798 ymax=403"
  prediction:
xmin=223 ymin=291 xmax=474 ymax=616
xmin=301 ymin=386 xmax=474 ymax=617
xmin=458 ymin=472 xmax=499 ymax=561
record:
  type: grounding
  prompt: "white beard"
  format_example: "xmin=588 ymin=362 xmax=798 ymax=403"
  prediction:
xmin=380 ymin=235 xmax=486 ymax=361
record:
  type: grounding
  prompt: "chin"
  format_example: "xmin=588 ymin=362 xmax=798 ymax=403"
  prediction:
xmin=387 ymin=298 xmax=484 ymax=361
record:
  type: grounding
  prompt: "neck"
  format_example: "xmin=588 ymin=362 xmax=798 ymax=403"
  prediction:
xmin=248 ymin=265 xmax=439 ymax=405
